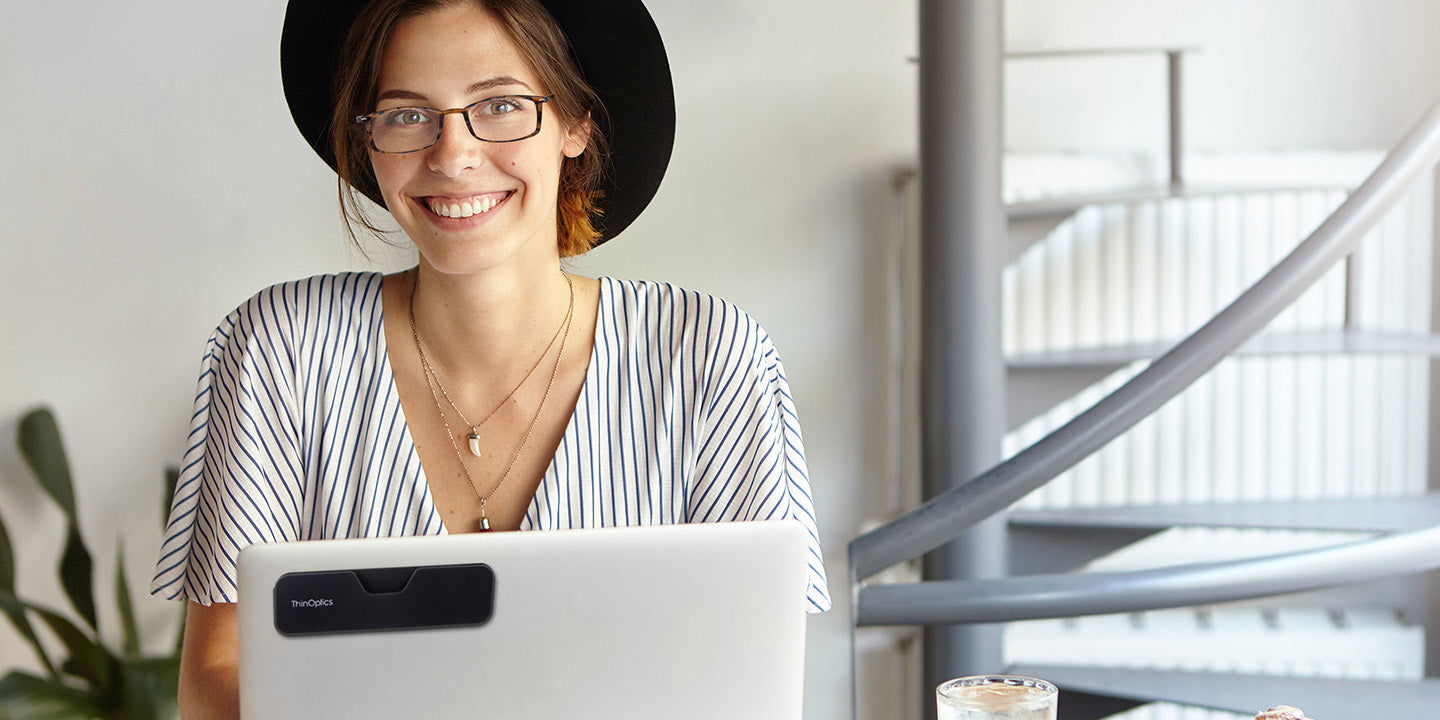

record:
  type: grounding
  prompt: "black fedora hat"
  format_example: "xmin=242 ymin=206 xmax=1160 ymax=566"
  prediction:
xmin=280 ymin=0 xmax=675 ymax=245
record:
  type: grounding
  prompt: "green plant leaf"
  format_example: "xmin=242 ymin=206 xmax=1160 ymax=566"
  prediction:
xmin=0 ymin=506 xmax=14 ymax=594
xmin=115 ymin=657 xmax=181 ymax=720
xmin=114 ymin=547 xmax=140 ymax=659
xmin=17 ymin=408 xmax=98 ymax=633
xmin=0 ymin=670 xmax=104 ymax=720
xmin=0 ymin=591 xmax=116 ymax=696
xmin=0 ymin=509 xmax=59 ymax=679
xmin=17 ymin=409 xmax=78 ymax=520
xmin=0 ymin=604 xmax=59 ymax=684
xmin=49 ymin=628 xmax=113 ymax=697
xmin=59 ymin=528 xmax=97 ymax=633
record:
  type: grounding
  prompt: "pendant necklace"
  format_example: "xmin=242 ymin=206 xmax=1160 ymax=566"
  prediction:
xmin=409 ymin=270 xmax=575 ymax=531
xmin=410 ymin=277 xmax=569 ymax=459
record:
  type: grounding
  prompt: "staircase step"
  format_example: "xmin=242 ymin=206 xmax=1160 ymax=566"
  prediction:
xmin=1009 ymin=495 xmax=1440 ymax=534
xmin=1003 ymin=182 xmax=1349 ymax=262
xmin=1007 ymin=329 xmax=1440 ymax=371
xmin=1003 ymin=188 xmax=1177 ymax=264
xmin=1005 ymin=329 xmax=1440 ymax=430
xmin=1006 ymin=606 xmax=1424 ymax=679
xmin=1003 ymin=182 xmax=1345 ymax=222
xmin=1007 ymin=186 xmax=1187 ymax=222
xmin=1006 ymin=664 xmax=1440 ymax=719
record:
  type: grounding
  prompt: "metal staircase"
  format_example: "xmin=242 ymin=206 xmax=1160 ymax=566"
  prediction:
xmin=849 ymin=5 xmax=1440 ymax=716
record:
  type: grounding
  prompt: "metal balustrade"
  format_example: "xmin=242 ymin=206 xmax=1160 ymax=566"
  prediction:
xmin=851 ymin=97 xmax=1440 ymax=587
xmin=849 ymin=97 xmax=1440 ymax=718
xmin=857 ymin=525 xmax=1440 ymax=626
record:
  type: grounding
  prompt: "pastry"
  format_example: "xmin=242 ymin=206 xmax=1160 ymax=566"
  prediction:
xmin=1256 ymin=706 xmax=1312 ymax=720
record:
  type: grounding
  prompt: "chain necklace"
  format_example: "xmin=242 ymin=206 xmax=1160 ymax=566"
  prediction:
xmin=414 ymin=286 xmax=569 ymax=459
xmin=409 ymin=270 xmax=575 ymax=531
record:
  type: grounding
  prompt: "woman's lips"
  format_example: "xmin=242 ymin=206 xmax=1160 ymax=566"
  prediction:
xmin=424 ymin=191 xmax=511 ymax=218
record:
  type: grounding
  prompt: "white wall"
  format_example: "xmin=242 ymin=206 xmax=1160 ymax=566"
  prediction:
xmin=1005 ymin=0 xmax=1440 ymax=160
xmin=3 ymin=2 xmax=1440 ymax=719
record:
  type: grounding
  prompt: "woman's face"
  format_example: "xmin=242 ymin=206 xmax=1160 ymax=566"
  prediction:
xmin=369 ymin=3 xmax=587 ymax=277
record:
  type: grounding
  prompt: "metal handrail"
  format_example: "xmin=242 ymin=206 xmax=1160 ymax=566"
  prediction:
xmin=856 ymin=525 xmax=1440 ymax=626
xmin=850 ymin=97 xmax=1440 ymax=583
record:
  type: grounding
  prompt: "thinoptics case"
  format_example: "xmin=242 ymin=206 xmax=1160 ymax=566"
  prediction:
xmin=237 ymin=521 xmax=809 ymax=720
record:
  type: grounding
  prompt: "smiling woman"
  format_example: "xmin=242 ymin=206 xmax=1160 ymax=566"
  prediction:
xmin=147 ymin=1 xmax=829 ymax=718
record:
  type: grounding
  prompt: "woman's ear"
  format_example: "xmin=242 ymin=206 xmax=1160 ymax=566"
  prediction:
xmin=562 ymin=112 xmax=591 ymax=159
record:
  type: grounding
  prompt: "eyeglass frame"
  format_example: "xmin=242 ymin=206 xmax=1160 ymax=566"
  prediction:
xmin=353 ymin=94 xmax=555 ymax=154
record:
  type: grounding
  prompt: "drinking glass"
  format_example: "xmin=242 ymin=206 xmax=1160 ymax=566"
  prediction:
xmin=936 ymin=675 xmax=1058 ymax=720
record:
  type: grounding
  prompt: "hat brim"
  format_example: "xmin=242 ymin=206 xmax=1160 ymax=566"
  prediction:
xmin=280 ymin=0 xmax=675 ymax=245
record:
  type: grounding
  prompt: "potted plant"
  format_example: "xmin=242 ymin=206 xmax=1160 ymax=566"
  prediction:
xmin=0 ymin=407 xmax=181 ymax=720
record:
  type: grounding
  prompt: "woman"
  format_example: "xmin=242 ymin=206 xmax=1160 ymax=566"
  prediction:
xmin=151 ymin=0 xmax=829 ymax=716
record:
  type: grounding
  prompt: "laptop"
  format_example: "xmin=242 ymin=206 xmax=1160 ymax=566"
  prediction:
xmin=236 ymin=521 xmax=810 ymax=720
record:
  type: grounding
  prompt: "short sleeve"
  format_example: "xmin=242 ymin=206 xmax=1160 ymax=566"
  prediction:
xmin=689 ymin=305 xmax=831 ymax=613
xmin=150 ymin=289 xmax=307 ymax=605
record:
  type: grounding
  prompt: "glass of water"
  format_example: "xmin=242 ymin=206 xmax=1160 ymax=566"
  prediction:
xmin=936 ymin=675 xmax=1058 ymax=720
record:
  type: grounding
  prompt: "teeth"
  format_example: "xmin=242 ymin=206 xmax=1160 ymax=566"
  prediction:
xmin=430 ymin=195 xmax=500 ymax=218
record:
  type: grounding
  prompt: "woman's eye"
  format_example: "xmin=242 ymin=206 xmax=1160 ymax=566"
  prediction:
xmin=384 ymin=109 xmax=431 ymax=126
xmin=478 ymin=98 xmax=521 ymax=116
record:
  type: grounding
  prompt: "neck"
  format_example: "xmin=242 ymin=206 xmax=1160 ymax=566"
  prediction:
xmin=408 ymin=263 xmax=573 ymax=378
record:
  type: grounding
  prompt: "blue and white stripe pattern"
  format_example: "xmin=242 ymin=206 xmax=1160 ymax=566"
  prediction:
xmin=151 ymin=272 xmax=830 ymax=612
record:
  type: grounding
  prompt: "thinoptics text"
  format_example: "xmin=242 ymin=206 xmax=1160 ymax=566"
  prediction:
xmin=290 ymin=598 xmax=335 ymax=608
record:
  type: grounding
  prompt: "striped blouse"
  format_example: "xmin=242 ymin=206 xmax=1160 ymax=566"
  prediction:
xmin=150 ymin=272 xmax=831 ymax=612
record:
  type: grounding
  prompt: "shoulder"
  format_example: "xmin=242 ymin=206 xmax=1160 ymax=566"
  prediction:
xmin=597 ymin=277 xmax=771 ymax=348
xmin=219 ymin=272 xmax=384 ymax=334
xmin=231 ymin=272 xmax=384 ymax=319
xmin=205 ymin=272 xmax=386 ymax=365
xmin=594 ymin=278 xmax=785 ymax=405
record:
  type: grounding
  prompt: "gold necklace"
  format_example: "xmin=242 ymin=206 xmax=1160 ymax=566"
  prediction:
xmin=409 ymin=270 xmax=575 ymax=532
xmin=411 ymin=280 xmax=569 ymax=459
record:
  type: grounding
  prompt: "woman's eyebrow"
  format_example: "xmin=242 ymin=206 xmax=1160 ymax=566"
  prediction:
xmin=375 ymin=76 xmax=535 ymax=105
xmin=375 ymin=88 xmax=427 ymax=103
xmin=467 ymin=76 xmax=534 ymax=94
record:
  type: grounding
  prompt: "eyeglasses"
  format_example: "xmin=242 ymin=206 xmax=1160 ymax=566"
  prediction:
xmin=354 ymin=94 xmax=554 ymax=154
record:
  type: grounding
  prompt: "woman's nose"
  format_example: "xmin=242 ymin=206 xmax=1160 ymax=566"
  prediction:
xmin=427 ymin=111 xmax=486 ymax=176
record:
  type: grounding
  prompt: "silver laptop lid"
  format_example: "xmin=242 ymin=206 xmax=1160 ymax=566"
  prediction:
xmin=237 ymin=521 xmax=808 ymax=720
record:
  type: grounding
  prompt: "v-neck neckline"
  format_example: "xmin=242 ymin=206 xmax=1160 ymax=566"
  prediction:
xmin=376 ymin=272 xmax=610 ymax=534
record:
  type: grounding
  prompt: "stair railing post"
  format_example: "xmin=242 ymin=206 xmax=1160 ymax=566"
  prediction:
xmin=1427 ymin=161 xmax=1440 ymax=676
xmin=918 ymin=0 xmax=1008 ymax=712
xmin=1167 ymin=49 xmax=1185 ymax=188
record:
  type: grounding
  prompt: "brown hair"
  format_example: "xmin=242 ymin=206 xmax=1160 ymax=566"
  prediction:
xmin=329 ymin=0 xmax=608 ymax=257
